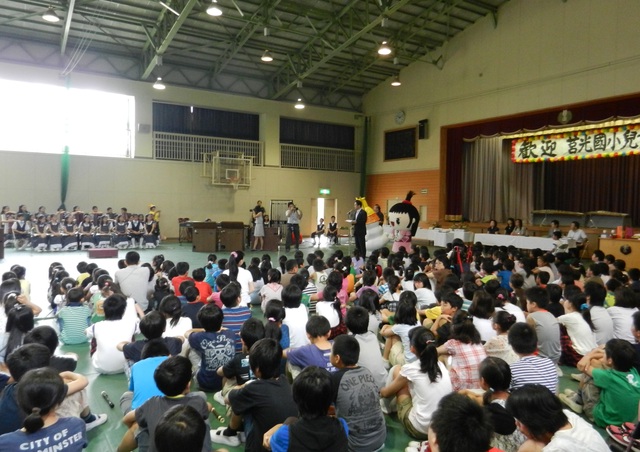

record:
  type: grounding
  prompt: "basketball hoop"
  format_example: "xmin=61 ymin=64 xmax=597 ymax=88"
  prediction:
xmin=228 ymin=177 xmax=239 ymax=190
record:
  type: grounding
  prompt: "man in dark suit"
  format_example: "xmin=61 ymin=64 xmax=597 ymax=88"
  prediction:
xmin=354 ymin=200 xmax=367 ymax=258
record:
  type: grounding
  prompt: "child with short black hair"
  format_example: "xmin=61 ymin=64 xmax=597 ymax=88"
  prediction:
xmin=118 ymin=311 xmax=182 ymax=365
xmin=86 ymin=294 xmax=139 ymax=374
xmin=281 ymin=284 xmax=309 ymax=348
xmin=426 ymin=392 xmax=495 ymax=452
xmin=171 ymin=262 xmax=193 ymax=296
xmin=265 ymin=366 xmax=349 ymax=452
xmin=429 ymin=291 xmax=463 ymax=345
xmin=508 ymin=322 xmax=558 ymax=394
xmin=182 ymin=286 xmax=205 ymax=329
xmin=119 ymin=356 xmax=212 ymax=452
xmin=562 ymin=338 xmax=640 ymax=427
xmin=525 ymin=286 xmax=561 ymax=364
xmin=217 ymin=339 xmax=297 ymax=451
xmin=56 ymin=287 xmax=91 ymax=345
xmin=216 ymin=317 xmax=265 ymax=400
xmin=191 ymin=267 xmax=212 ymax=302
xmin=23 ymin=325 xmax=78 ymax=372
xmin=220 ymin=282 xmax=251 ymax=353
xmin=285 ymin=316 xmax=336 ymax=379
xmin=154 ymin=405 xmax=206 ymax=452
xmin=330 ymin=335 xmax=385 ymax=451
xmin=345 ymin=306 xmax=387 ymax=389
xmin=120 ymin=339 xmax=170 ymax=414
xmin=185 ymin=304 xmax=235 ymax=392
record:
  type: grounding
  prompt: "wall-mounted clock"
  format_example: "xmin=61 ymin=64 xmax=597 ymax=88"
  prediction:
xmin=395 ymin=110 xmax=406 ymax=125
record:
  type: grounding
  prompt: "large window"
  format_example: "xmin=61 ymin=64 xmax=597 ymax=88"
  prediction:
xmin=153 ymin=103 xmax=259 ymax=141
xmin=280 ymin=118 xmax=354 ymax=150
xmin=0 ymin=78 xmax=134 ymax=157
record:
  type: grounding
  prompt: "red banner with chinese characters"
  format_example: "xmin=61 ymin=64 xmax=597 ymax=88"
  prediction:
xmin=511 ymin=124 xmax=640 ymax=163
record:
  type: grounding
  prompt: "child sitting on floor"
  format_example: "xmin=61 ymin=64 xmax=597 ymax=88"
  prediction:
xmin=381 ymin=292 xmax=420 ymax=366
xmin=119 ymin=356 xmax=212 ymax=452
xmin=436 ymin=310 xmax=487 ymax=391
xmin=381 ymin=327 xmax=452 ymax=440
xmin=185 ymin=304 xmax=235 ymax=393
xmin=56 ymin=287 xmax=91 ymax=345
xmin=86 ymin=294 xmax=139 ymax=375
xmin=560 ymin=338 xmax=640 ymax=428
xmin=330 ymin=334 xmax=386 ymax=451
xmin=0 ymin=367 xmax=88 ymax=451
xmin=264 ymin=366 xmax=349 ymax=452
xmin=285 ymin=316 xmax=336 ymax=379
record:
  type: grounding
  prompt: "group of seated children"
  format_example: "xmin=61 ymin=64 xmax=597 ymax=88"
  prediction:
xmin=1 ymin=240 xmax=640 ymax=452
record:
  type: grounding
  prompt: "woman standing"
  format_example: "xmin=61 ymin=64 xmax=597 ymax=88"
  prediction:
xmin=252 ymin=201 xmax=265 ymax=251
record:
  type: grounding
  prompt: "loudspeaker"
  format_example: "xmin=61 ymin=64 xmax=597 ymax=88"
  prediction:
xmin=418 ymin=119 xmax=429 ymax=139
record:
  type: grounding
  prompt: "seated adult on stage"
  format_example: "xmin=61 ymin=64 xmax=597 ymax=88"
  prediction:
xmin=487 ymin=219 xmax=499 ymax=234
xmin=567 ymin=221 xmax=587 ymax=258
xmin=504 ymin=218 xmax=515 ymax=235
xmin=546 ymin=220 xmax=561 ymax=238
xmin=311 ymin=218 xmax=325 ymax=247
xmin=326 ymin=216 xmax=338 ymax=245
xmin=512 ymin=218 xmax=527 ymax=236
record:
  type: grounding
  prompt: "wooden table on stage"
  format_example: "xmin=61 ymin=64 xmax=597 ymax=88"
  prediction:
xmin=598 ymin=238 xmax=640 ymax=270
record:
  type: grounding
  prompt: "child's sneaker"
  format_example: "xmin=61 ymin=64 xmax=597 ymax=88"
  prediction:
xmin=85 ymin=413 xmax=108 ymax=431
xmin=558 ymin=393 xmax=583 ymax=414
xmin=213 ymin=391 xmax=225 ymax=406
xmin=211 ymin=427 xmax=241 ymax=447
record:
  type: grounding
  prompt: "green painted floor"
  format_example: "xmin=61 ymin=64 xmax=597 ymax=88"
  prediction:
xmin=0 ymin=241 xmax=604 ymax=451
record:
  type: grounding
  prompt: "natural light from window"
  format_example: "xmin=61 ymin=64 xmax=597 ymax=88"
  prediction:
xmin=0 ymin=78 xmax=135 ymax=157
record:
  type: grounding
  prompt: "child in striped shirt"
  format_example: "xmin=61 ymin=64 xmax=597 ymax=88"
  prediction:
xmin=56 ymin=287 xmax=91 ymax=345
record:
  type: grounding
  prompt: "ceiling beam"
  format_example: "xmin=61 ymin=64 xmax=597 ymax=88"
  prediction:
xmin=210 ymin=0 xmax=283 ymax=78
xmin=270 ymin=0 xmax=414 ymax=100
xmin=141 ymin=0 xmax=198 ymax=79
xmin=60 ymin=0 xmax=76 ymax=56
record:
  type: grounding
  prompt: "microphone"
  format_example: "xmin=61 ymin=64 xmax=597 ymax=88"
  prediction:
xmin=101 ymin=391 xmax=115 ymax=408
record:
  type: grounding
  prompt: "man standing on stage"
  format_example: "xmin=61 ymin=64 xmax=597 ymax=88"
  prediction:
xmin=285 ymin=202 xmax=302 ymax=252
xmin=354 ymin=200 xmax=367 ymax=257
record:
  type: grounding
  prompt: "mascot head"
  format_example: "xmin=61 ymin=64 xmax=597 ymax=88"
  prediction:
xmin=389 ymin=191 xmax=420 ymax=236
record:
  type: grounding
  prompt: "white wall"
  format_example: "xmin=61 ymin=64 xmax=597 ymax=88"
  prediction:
xmin=0 ymin=62 xmax=362 ymax=237
xmin=363 ymin=0 xmax=640 ymax=173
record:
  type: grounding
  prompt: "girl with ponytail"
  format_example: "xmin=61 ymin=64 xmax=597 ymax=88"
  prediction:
xmin=222 ymin=251 xmax=254 ymax=307
xmin=380 ymin=327 xmax=452 ymax=440
xmin=0 ymin=367 xmax=87 ymax=450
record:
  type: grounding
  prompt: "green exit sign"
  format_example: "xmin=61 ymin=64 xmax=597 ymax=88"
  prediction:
xmin=319 ymin=188 xmax=330 ymax=195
